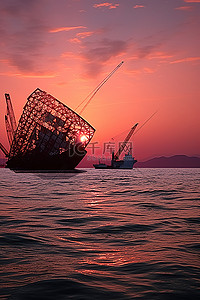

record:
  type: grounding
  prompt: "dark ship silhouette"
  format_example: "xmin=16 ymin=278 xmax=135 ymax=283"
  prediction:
xmin=0 ymin=62 xmax=125 ymax=172
xmin=0 ymin=89 xmax=95 ymax=171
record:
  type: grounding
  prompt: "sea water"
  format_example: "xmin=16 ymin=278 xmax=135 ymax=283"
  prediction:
xmin=0 ymin=168 xmax=199 ymax=299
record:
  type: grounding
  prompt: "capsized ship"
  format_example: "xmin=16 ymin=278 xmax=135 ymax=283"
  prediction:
xmin=0 ymin=62 xmax=125 ymax=171
xmin=1 ymin=89 xmax=95 ymax=171
xmin=93 ymin=123 xmax=138 ymax=169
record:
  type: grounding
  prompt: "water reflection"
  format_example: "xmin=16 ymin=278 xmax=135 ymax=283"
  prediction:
xmin=12 ymin=169 xmax=86 ymax=180
xmin=0 ymin=168 xmax=199 ymax=299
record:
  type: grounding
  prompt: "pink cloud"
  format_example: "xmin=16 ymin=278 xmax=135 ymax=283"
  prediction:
xmin=80 ymin=39 xmax=128 ymax=77
xmin=129 ymin=50 xmax=173 ymax=62
xmin=61 ymin=52 xmax=84 ymax=60
xmin=170 ymin=57 xmax=200 ymax=64
xmin=69 ymin=38 xmax=81 ymax=44
xmin=125 ymin=67 xmax=156 ymax=76
xmin=148 ymin=52 xmax=174 ymax=60
xmin=143 ymin=67 xmax=156 ymax=74
xmin=0 ymin=70 xmax=57 ymax=78
xmin=69 ymin=30 xmax=103 ymax=44
xmin=17 ymin=73 xmax=57 ymax=78
xmin=137 ymin=44 xmax=162 ymax=59
xmin=109 ymin=4 xmax=119 ymax=9
xmin=175 ymin=6 xmax=193 ymax=10
xmin=133 ymin=5 xmax=145 ymax=9
xmin=93 ymin=3 xmax=119 ymax=9
xmin=77 ymin=31 xmax=95 ymax=38
xmin=49 ymin=26 xmax=86 ymax=33
xmin=184 ymin=0 xmax=200 ymax=2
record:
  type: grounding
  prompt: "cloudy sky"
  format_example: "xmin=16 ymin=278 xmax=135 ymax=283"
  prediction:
xmin=0 ymin=0 xmax=199 ymax=160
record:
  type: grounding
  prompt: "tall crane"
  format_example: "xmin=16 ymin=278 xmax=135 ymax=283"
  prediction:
xmin=0 ymin=142 xmax=9 ymax=157
xmin=5 ymin=93 xmax=17 ymax=137
xmin=113 ymin=123 xmax=138 ymax=161
xmin=5 ymin=115 xmax=13 ymax=146
xmin=0 ymin=93 xmax=17 ymax=158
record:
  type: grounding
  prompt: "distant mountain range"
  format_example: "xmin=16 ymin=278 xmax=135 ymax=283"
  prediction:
xmin=78 ymin=155 xmax=200 ymax=168
xmin=135 ymin=155 xmax=200 ymax=168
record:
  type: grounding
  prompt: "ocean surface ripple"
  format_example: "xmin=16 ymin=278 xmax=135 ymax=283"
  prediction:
xmin=0 ymin=168 xmax=199 ymax=299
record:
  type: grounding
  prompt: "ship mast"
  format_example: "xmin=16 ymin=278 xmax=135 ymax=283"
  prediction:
xmin=114 ymin=123 xmax=138 ymax=160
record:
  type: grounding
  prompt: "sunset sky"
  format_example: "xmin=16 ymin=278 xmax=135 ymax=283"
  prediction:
xmin=0 ymin=0 xmax=200 ymax=161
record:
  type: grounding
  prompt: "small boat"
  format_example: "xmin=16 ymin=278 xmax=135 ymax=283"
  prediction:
xmin=94 ymin=153 xmax=137 ymax=169
xmin=94 ymin=124 xmax=138 ymax=170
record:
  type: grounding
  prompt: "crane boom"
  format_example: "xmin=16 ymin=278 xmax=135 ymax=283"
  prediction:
xmin=5 ymin=115 xmax=13 ymax=146
xmin=76 ymin=61 xmax=124 ymax=114
xmin=114 ymin=123 xmax=138 ymax=160
xmin=0 ymin=142 xmax=9 ymax=157
xmin=5 ymin=93 xmax=17 ymax=135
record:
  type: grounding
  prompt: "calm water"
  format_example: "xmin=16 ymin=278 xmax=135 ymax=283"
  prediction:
xmin=0 ymin=168 xmax=199 ymax=300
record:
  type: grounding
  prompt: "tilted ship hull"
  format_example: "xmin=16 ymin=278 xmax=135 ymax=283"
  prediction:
xmin=7 ymin=145 xmax=86 ymax=171
xmin=0 ymin=63 xmax=127 ymax=171
xmin=6 ymin=88 xmax=95 ymax=171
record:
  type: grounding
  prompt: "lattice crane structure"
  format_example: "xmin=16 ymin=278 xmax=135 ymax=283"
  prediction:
xmin=1 ymin=62 xmax=124 ymax=170
xmin=7 ymin=88 xmax=95 ymax=170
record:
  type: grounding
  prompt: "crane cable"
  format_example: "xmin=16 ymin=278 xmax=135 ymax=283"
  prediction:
xmin=75 ymin=61 xmax=124 ymax=115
